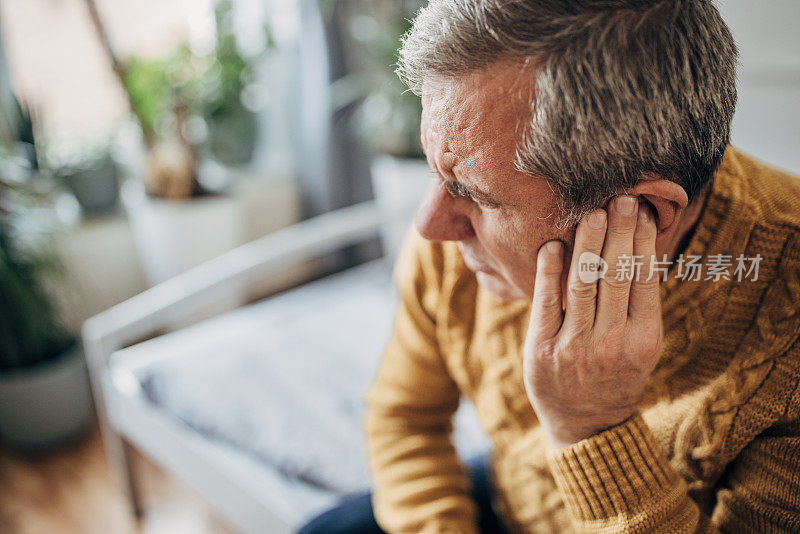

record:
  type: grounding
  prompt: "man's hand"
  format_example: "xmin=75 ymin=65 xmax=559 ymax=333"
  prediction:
xmin=523 ymin=195 xmax=663 ymax=449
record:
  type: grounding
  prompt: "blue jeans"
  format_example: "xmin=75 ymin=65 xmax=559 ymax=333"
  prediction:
xmin=297 ymin=454 xmax=508 ymax=534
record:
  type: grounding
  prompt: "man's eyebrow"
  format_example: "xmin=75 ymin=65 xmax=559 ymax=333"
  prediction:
xmin=461 ymin=181 xmax=501 ymax=205
xmin=421 ymin=144 xmax=503 ymax=206
xmin=436 ymin=171 xmax=502 ymax=206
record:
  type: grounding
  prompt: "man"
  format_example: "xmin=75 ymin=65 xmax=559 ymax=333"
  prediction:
xmin=300 ymin=1 xmax=800 ymax=532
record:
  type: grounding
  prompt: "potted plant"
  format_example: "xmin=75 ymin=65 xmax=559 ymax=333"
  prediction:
xmin=0 ymin=161 xmax=93 ymax=451
xmin=118 ymin=44 xmax=243 ymax=286
xmin=343 ymin=1 xmax=431 ymax=258
xmin=86 ymin=0 xmax=272 ymax=286
xmin=349 ymin=3 xmax=425 ymax=161
xmin=48 ymin=142 xmax=121 ymax=217
xmin=199 ymin=0 xmax=266 ymax=169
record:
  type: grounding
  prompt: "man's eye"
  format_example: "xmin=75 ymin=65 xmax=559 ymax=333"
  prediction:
xmin=434 ymin=173 xmax=500 ymax=209
xmin=443 ymin=179 xmax=471 ymax=200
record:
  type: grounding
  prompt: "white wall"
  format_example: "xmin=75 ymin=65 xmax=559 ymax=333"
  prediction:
xmin=717 ymin=0 xmax=800 ymax=175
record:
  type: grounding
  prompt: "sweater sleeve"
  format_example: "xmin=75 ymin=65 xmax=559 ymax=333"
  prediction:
xmin=546 ymin=411 xmax=800 ymax=532
xmin=365 ymin=230 xmax=479 ymax=534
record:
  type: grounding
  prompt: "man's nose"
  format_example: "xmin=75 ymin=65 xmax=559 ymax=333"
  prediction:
xmin=414 ymin=183 xmax=476 ymax=242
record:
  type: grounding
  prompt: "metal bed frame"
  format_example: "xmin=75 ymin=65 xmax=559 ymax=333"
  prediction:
xmin=83 ymin=201 xmax=393 ymax=533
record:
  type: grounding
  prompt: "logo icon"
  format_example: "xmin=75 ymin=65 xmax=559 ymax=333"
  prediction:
xmin=577 ymin=252 xmax=608 ymax=283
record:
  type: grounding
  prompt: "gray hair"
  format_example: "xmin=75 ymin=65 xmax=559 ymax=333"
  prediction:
xmin=398 ymin=0 xmax=738 ymax=227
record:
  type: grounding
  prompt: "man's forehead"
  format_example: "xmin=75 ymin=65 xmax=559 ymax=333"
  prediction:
xmin=421 ymin=61 xmax=532 ymax=159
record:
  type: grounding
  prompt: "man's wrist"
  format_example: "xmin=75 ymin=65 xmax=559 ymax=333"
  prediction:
xmin=542 ymin=409 xmax=640 ymax=450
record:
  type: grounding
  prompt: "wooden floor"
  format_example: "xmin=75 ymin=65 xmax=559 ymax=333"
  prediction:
xmin=0 ymin=418 xmax=235 ymax=534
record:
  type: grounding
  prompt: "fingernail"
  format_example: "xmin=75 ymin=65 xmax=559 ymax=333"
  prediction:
xmin=616 ymin=195 xmax=637 ymax=215
xmin=546 ymin=240 xmax=562 ymax=254
xmin=638 ymin=203 xmax=650 ymax=222
xmin=588 ymin=210 xmax=606 ymax=229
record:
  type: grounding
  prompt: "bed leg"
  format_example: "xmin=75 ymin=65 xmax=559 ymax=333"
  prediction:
xmin=98 ymin=418 xmax=144 ymax=519
xmin=121 ymin=439 xmax=145 ymax=519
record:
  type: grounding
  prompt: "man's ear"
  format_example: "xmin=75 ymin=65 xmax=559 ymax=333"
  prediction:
xmin=628 ymin=176 xmax=689 ymax=240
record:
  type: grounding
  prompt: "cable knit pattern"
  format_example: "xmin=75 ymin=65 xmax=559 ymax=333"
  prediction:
xmin=365 ymin=146 xmax=800 ymax=533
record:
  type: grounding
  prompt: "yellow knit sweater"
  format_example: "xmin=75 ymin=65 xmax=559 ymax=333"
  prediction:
xmin=365 ymin=146 xmax=800 ymax=533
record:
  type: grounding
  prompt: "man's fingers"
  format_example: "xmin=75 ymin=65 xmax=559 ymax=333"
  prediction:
xmin=627 ymin=203 xmax=661 ymax=322
xmin=562 ymin=209 xmax=607 ymax=334
xmin=595 ymin=196 xmax=638 ymax=333
xmin=529 ymin=240 xmax=565 ymax=342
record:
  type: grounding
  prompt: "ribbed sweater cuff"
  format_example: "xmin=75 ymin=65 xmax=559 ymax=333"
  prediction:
xmin=546 ymin=413 xmax=682 ymax=521
xmin=417 ymin=519 xmax=479 ymax=534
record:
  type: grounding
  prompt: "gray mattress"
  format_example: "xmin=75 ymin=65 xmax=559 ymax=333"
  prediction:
xmin=137 ymin=259 xmax=490 ymax=496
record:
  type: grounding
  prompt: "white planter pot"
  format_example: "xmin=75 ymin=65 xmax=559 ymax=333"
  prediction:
xmin=124 ymin=183 xmax=245 ymax=325
xmin=370 ymin=155 xmax=433 ymax=262
xmin=0 ymin=344 xmax=92 ymax=450
xmin=125 ymin=187 xmax=243 ymax=285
